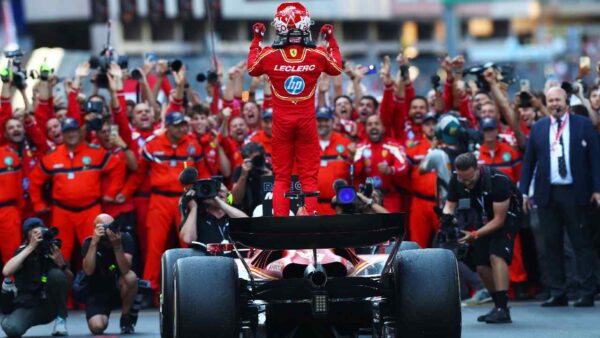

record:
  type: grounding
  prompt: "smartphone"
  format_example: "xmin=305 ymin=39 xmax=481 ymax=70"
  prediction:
xmin=365 ymin=64 xmax=377 ymax=75
xmin=110 ymin=125 xmax=119 ymax=137
xmin=520 ymin=79 xmax=530 ymax=92
xmin=144 ymin=51 xmax=157 ymax=63
xmin=580 ymin=56 xmax=591 ymax=69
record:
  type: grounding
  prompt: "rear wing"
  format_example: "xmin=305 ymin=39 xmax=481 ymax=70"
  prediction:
xmin=229 ymin=213 xmax=405 ymax=250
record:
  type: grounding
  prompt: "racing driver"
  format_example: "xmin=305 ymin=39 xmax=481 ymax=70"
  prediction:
xmin=247 ymin=2 xmax=343 ymax=216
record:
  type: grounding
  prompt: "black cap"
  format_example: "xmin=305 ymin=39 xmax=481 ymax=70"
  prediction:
xmin=480 ymin=117 xmax=497 ymax=131
xmin=165 ymin=111 xmax=186 ymax=126
xmin=315 ymin=106 xmax=334 ymax=120
xmin=61 ymin=117 xmax=79 ymax=132
xmin=22 ymin=217 xmax=45 ymax=236
xmin=262 ymin=108 xmax=273 ymax=120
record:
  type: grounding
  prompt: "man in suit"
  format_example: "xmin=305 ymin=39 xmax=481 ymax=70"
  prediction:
xmin=520 ymin=86 xmax=600 ymax=307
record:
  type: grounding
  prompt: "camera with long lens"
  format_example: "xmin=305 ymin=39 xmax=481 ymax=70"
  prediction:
xmin=241 ymin=142 xmax=268 ymax=177
xmin=191 ymin=178 xmax=220 ymax=201
xmin=84 ymin=100 xmax=106 ymax=131
xmin=464 ymin=62 xmax=516 ymax=93
xmin=40 ymin=227 xmax=62 ymax=251
xmin=3 ymin=50 xmax=28 ymax=90
xmin=167 ymin=59 xmax=183 ymax=73
xmin=435 ymin=213 xmax=468 ymax=259
xmin=89 ymin=48 xmax=129 ymax=88
xmin=101 ymin=221 xmax=121 ymax=233
xmin=196 ymin=70 xmax=219 ymax=83
xmin=333 ymin=178 xmax=374 ymax=214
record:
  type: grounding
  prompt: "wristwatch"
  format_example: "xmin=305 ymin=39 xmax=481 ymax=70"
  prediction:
xmin=367 ymin=198 xmax=374 ymax=207
xmin=60 ymin=263 xmax=68 ymax=271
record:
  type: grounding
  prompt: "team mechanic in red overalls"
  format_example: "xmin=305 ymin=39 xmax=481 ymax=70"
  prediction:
xmin=247 ymin=2 xmax=342 ymax=216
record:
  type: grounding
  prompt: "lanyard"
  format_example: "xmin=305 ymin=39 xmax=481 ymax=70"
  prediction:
xmin=552 ymin=114 xmax=568 ymax=149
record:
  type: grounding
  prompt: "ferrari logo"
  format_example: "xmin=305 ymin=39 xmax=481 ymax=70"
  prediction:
xmin=290 ymin=48 xmax=297 ymax=57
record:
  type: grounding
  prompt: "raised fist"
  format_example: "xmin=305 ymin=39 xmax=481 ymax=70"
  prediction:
xmin=320 ymin=24 xmax=334 ymax=41
xmin=252 ymin=23 xmax=266 ymax=40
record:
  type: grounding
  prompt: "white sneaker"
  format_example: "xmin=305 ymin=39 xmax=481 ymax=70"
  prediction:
xmin=463 ymin=289 xmax=492 ymax=306
xmin=52 ymin=316 xmax=68 ymax=336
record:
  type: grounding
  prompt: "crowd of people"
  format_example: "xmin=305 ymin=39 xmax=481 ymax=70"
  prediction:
xmin=1 ymin=37 xmax=600 ymax=333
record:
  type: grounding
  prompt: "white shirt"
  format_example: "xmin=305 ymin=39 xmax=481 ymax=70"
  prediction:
xmin=319 ymin=139 xmax=330 ymax=151
xmin=549 ymin=113 xmax=573 ymax=185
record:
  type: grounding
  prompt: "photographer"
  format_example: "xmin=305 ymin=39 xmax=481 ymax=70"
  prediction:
xmin=1 ymin=218 xmax=71 ymax=337
xmin=81 ymin=213 xmax=137 ymax=335
xmin=442 ymin=153 xmax=521 ymax=324
xmin=180 ymin=182 xmax=248 ymax=247
xmin=331 ymin=179 xmax=389 ymax=215
xmin=231 ymin=142 xmax=273 ymax=215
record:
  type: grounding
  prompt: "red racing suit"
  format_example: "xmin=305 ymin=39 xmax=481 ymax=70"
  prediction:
xmin=353 ymin=138 xmax=409 ymax=212
xmin=248 ymin=39 xmax=342 ymax=216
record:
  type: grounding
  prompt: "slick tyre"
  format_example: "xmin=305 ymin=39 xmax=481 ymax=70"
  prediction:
xmin=399 ymin=241 xmax=420 ymax=251
xmin=173 ymin=256 xmax=239 ymax=338
xmin=394 ymin=248 xmax=461 ymax=338
xmin=160 ymin=249 xmax=204 ymax=338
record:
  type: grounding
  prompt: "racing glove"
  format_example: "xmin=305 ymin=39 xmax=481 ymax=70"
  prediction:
xmin=319 ymin=24 xmax=339 ymax=50
xmin=252 ymin=23 xmax=266 ymax=42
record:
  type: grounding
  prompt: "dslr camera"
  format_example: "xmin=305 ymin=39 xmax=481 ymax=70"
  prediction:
xmin=241 ymin=142 xmax=269 ymax=177
xmin=435 ymin=213 xmax=468 ymax=259
xmin=190 ymin=178 xmax=221 ymax=201
xmin=40 ymin=227 xmax=62 ymax=251
xmin=2 ymin=50 xmax=28 ymax=90
xmin=464 ymin=62 xmax=516 ymax=93
xmin=196 ymin=70 xmax=218 ymax=83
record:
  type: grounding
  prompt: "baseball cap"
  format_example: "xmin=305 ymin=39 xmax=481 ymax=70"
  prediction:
xmin=423 ymin=112 xmax=437 ymax=123
xmin=262 ymin=108 xmax=273 ymax=120
xmin=480 ymin=117 xmax=497 ymax=131
xmin=315 ymin=106 xmax=333 ymax=120
xmin=165 ymin=111 xmax=186 ymax=126
xmin=22 ymin=217 xmax=45 ymax=236
xmin=436 ymin=114 xmax=461 ymax=145
xmin=61 ymin=117 xmax=79 ymax=132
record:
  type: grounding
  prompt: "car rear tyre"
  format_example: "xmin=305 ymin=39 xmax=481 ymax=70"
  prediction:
xmin=394 ymin=248 xmax=461 ymax=338
xmin=399 ymin=241 xmax=420 ymax=251
xmin=160 ymin=249 xmax=204 ymax=338
xmin=173 ymin=256 xmax=240 ymax=338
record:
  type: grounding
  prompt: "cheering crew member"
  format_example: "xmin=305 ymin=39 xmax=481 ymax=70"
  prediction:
xmin=405 ymin=112 xmax=440 ymax=248
xmin=247 ymin=2 xmax=342 ymax=216
xmin=0 ymin=141 xmax=23 ymax=264
xmin=315 ymin=107 xmax=352 ymax=215
xmin=118 ymin=111 xmax=208 ymax=294
xmin=29 ymin=118 xmax=123 ymax=262
xmin=354 ymin=115 xmax=409 ymax=212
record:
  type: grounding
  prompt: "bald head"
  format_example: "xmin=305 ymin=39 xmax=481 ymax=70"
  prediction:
xmin=545 ymin=86 xmax=569 ymax=118
xmin=94 ymin=213 xmax=114 ymax=227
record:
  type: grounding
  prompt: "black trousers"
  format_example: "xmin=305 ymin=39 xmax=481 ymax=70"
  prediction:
xmin=1 ymin=268 xmax=69 ymax=337
xmin=538 ymin=185 xmax=597 ymax=298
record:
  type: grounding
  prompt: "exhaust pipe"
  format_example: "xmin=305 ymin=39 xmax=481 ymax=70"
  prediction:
xmin=304 ymin=264 xmax=328 ymax=288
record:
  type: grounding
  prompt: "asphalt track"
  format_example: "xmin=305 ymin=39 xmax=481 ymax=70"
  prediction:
xmin=8 ymin=301 xmax=600 ymax=338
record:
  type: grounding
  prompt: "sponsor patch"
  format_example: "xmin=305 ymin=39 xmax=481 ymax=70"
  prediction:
xmin=284 ymin=75 xmax=305 ymax=95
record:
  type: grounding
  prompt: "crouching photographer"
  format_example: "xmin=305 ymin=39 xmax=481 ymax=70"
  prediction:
xmin=442 ymin=153 xmax=522 ymax=324
xmin=330 ymin=178 xmax=389 ymax=215
xmin=1 ymin=218 xmax=71 ymax=337
xmin=179 ymin=172 xmax=248 ymax=249
xmin=79 ymin=213 xmax=138 ymax=335
xmin=231 ymin=142 xmax=273 ymax=215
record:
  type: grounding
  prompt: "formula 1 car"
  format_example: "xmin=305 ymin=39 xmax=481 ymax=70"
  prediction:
xmin=160 ymin=213 xmax=461 ymax=338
